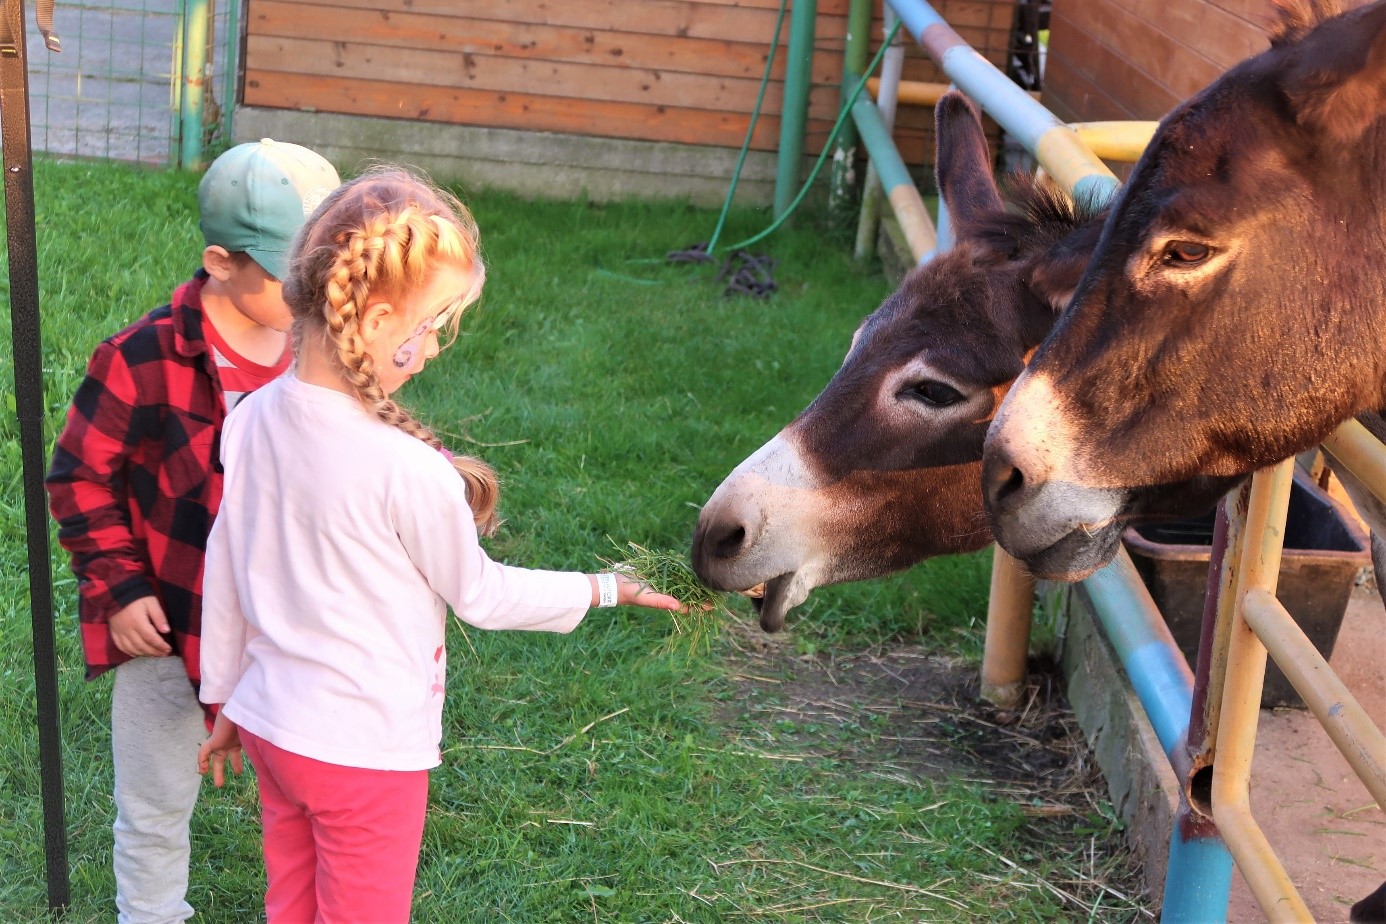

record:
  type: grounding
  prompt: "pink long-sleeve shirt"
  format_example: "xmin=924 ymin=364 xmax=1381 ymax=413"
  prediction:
xmin=199 ymin=373 xmax=591 ymax=771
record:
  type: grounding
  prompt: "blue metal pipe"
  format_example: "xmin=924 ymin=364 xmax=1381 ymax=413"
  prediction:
xmin=886 ymin=0 xmax=1120 ymax=207
xmin=1081 ymin=548 xmax=1193 ymax=760
xmin=933 ymin=195 xmax=952 ymax=254
xmin=850 ymin=96 xmax=914 ymax=194
xmin=1163 ymin=810 xmax=1235 ymax=922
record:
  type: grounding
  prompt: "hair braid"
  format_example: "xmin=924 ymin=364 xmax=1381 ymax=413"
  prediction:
xmin=286 ymin=168 xmax=500 ymax=535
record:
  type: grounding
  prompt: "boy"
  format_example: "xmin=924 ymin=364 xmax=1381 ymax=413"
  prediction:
xmin=46 ymin=139 xmax=339 ymax=924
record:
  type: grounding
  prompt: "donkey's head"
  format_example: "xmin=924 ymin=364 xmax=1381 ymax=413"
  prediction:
xmin=692 ymin=92 xmax=1103 ymax=630
xmin=983 ymin=0 xmax=1386 ymax=580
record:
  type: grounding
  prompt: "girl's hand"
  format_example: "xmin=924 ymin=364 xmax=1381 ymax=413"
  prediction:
xmin=617 ymin=573 xmax=687 ymax=611
xmin=198 ymin=711 xmax=244 ymax=788
xmin=589 ymin=573 xmax=685 ymax=612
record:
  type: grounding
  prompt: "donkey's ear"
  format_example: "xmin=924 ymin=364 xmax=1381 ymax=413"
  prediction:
xmin=1026 ymin=213 xmax=1104 ymax=313
xmin=935 ymin=91 xmax=1003 ymax=230
xmin=1280 ymin=2 xmax=1386 ymax=144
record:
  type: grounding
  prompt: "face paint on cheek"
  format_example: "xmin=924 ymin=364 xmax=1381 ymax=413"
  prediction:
xmin=393 ymin=320 xmax=432 ymax=371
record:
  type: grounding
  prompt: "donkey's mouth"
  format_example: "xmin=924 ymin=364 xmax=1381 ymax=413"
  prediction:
xmin=751 ymin=572 xmax=813 ymax=633
xmin=1019 ymin=521 xmax=1123 ymax=582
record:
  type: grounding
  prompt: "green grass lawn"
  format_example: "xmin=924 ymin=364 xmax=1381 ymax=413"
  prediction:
xmin=0 ymin=159 xmax=1147 ymax=921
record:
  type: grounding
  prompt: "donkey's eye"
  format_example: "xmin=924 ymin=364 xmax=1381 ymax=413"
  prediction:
xmin=1163 ymin=241 xmax=1211 ymax=265
xmin=902 ymin=381 xmax=964 ymax=407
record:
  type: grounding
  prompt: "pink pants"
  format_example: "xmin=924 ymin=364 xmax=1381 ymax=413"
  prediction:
xmin=241 ymin=730 xmax=429 ymax=924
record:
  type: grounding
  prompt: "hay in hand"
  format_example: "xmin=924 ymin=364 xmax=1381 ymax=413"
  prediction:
xmin=601 ymin=541 xmax=734 ymax=650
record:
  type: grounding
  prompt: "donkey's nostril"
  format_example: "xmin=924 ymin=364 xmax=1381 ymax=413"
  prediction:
xmin=713 ymin=524 xmax=748 ymax=559
xmin=984 ymin=448 xmax=1033 ymax=515
xmin=996 ymin=466 xmax=1025 ymax=503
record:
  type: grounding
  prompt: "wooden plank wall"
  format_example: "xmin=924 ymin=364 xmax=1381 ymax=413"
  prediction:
xmin=1042 ymin=0 xmax=1366 ymax=123
xmin=243 ymin=0 xmax=1018 ymax=171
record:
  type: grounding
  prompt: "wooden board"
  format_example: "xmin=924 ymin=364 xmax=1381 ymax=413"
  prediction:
xmin=245 ymin=68 xmax=934 ymax=160
xmin=243 ymin=0 xmax=1014 ymax=168
xmin=255 ymin=0 xmax=846 ymax=45
xmin=1041 ymin=0 xmax=1379 ymax=125
xmin=251 ymin=2 xmax=845 ymax=83
xmin=1045 ymin=3 xmax=1184 ymax=120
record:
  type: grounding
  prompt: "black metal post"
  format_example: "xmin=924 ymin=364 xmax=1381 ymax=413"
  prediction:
xmin=0 ymin=0 xmax=70 ymax=910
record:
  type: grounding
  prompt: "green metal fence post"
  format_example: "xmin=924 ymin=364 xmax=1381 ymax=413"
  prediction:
xmin=179 ymin=0 xmax=210 ymax=168
xmin=774 ymin=0 xmax=817 ymax=219
xmin=221 ymin=0 xmax=240 ymax=145
xmin=828 ymin=0 xmax=872 ymax=229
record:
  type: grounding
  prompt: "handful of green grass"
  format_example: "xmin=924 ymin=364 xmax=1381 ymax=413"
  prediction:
xmin=601 ymin=541 xmax=734 ymax=649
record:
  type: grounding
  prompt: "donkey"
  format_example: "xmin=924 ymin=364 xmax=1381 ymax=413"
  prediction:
xmin=982 ymin=0 xmax=1386 ymax=582
xmin=691 ymin=92 xmax=1102 ymax=630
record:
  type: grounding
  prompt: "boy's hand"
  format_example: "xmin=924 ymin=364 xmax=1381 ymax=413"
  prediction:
xmin=197 ymin=711 xmax=244 ymax=788
xmin=110 ymin=597 xmax=173 ymax=657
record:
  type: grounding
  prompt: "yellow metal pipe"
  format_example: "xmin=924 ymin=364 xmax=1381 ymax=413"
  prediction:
xmin=980 ymin=550 xmax=1036 ymax=707
xmin=1243 ymin=588 xmax=1386 ymax=807
xmin=866 ymin=78 xmax=1042 ymax=108
xmin=887 ymin=183 xmax=938 ymax=260
xmin=1321 ymin=417 xmax=1386 ymax=506
xmin=1070 ymin=122 xmax=1158 ymax=163
xmin=1212 ymin=461 xmax=1312 ymax=922
xmin=1033 ymin=126 xmax=1120 ymax=206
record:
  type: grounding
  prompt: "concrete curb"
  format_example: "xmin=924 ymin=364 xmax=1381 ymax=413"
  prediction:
xmin=236 ymin=106 xmax=785 ymax=206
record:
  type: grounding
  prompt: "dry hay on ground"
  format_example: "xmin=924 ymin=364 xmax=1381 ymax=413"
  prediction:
xmin=713 ymin=623 xmax=1157 ymax=920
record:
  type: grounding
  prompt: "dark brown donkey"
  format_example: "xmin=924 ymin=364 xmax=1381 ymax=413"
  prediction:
xmin=692 ymin=92 xmax=1102 ymax=630
xmin=983 ymin=0 xmax=1386 ymax=582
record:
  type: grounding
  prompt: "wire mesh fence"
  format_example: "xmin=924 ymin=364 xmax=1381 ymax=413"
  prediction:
xmin=25 ymin=0 xmax=236 ymax=165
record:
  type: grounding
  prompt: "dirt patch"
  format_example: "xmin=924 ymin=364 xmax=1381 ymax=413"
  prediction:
xmin=715 ymin=624 xmax=1155 ymax=917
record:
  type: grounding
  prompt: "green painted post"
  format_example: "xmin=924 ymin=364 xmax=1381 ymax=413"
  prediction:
xmin=773 ymin=0 xmax=817 ymax=219
xmin=222 ymin=0 xmax=241 ymax=145
xmin=179 ymin=0 xmax=210 ymax=169
xmin=828 ymin=0 xmax=872 ymax=229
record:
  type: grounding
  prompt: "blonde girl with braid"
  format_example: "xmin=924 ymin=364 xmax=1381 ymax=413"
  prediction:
xmin=194 ymin=169 xmax=686 ymax=923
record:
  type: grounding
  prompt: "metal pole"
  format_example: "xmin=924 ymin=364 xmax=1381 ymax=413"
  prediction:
xmin=1243 ymin=589 xmax=1386 ymax=805
xmin=979 ymin=552 xmax=1034 ymax=707
xmin=1211 ymin=461 xmax=1311 ymax=921
xmin=773 ymin=0 xmax=816 ymax=219
xmin=180 ymin=0 xmax=210 ymax=168
xmin=853 ymin=7 xmax=906 ymax=262
xmin=221 ymin=0 xmax=240 ymax=144
xmin=886 ymin=0 xmax=1119 ymax=205
xmin=0 ymin=0 xmax=70 ymax=909
xmin=1081 ymin=547 xmax=1194 ymax=756
xmin=829 ymin=0 xmax=871 ymax=229
xmin=1162 ymin=498 xmax=1239 ymax=922
xmin=849 ymin=96 xmax=935 ymax=259
xmin=1322 ymin=417 xmax=1386 ymax=496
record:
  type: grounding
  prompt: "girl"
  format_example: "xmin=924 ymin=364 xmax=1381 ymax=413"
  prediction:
xmin=196 ymin=168 xmax=686 ymax=923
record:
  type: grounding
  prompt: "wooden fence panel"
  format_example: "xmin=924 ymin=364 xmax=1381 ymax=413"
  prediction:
xmin=244 ymin=0 xmax=1016 ymax=166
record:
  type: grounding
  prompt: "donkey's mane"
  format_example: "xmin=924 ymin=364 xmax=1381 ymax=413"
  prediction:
xmin=964 ymin=172 xmax=1102 ymax=262
xmin=1267 ymin=0 xmax=1344 ymax=46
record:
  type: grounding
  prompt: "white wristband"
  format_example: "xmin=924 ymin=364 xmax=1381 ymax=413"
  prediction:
xmin=596 ymin=572 xmax=619 ymax=608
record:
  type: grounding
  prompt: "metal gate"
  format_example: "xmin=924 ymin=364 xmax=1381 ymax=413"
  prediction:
xmin=25 ymin=0 xmax=238 ymax=166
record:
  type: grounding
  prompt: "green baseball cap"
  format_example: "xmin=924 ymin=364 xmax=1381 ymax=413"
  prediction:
xmin=198 ymin=139 xmax=341 ymax=280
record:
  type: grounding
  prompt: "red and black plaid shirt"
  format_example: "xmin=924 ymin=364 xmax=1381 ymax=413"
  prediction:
xmin=47 ymin=271 xmax=233 ymax=697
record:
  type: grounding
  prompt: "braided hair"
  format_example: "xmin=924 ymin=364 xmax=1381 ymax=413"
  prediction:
xmin=283 ymin=167 xmax=500 ymax=535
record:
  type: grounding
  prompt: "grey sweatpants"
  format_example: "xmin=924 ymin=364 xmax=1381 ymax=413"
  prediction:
xmin=111 ymin=656 xmax=207 ymax=924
